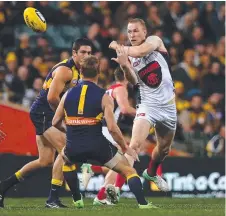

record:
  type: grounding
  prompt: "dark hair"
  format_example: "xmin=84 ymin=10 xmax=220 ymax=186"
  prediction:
xmin=80 ymin=55 xmax=99 ymax=78
xmin=72 ymin=38 xmax=93 ymax=52
xmin=114 ymin=67 xmax=125 ymax=81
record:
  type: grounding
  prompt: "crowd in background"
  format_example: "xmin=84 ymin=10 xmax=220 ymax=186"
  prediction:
xmin=0 ymin=1 xmax=225 ymax=157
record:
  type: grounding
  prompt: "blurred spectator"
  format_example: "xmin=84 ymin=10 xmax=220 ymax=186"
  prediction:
xmin=179 ymin=94 xmax=207 ymax=133
xmin=5 ymin=52 xmax=18 ymax=87
xmin=86 ymin=23 xmax=102 ymax=52
xmin=114 ymin=2 xmax=130 ymax=28
xmin=81 ymin=3 xmax=102 ymax=25
xmin=0 ymin=64 xmax=7 ymax=99
xmin=216 ymin=37 xmax=225 ymax=65
xmin=22 ymin=51 xmax=40 ymax=89
xmin=163 ymin=2 xmax=182 ymax=38
xmin=206 ymin=124 xmax=225 ymax=157
xmin=16 ymin=33 xmax=32 ymax=66
xmin=60 ymin=51 xmax=70 ymax=61
xmin=8 ymin=66 xmax=28 ymax=103
xmin=171 ymin=31 xmax=185 ymax=60
xmin=204 ymin=93 xmax=224 ymax=130
xmin=146 ymin=5 xmax=163 ymax=33
xmin=97 ymin=1 xmax=112 ymax=17
xmin=172 ymin=49 xmax=199 ymax=92
xmin=57 ymin=1 xmax=80 ymax=24
xmin=23 ymin=77 xmax=43 ymax=107
xmin=33 ymin=36 xmax=53 ymax=58
xmin=199 ymin=2 xmax=223 ymax=42
xmin=201 ymin=61 xmax=225 ymax=100
xmin=174 ymin=81 xmax=190 ymax=113
xmin=98 ymin=57 xmax=113 ymax=88
xmin=36 ymin=1 xmax=59 ymax=24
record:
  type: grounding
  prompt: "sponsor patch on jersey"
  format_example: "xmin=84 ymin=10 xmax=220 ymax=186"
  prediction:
xmin=138 ymin=61 xmax=162 ymax=88
xmin=137 ymin=113 xmax=145 ymax=117
xmin=133 ymin=59 xmax=141 ymax=67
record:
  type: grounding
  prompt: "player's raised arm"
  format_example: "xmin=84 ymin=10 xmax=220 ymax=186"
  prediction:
xmin=127 ymin=36 xmax=164 ymax=57
xmin=47 ymin=67 xmax=72 ymax=111
xmin=110 ymin=36 xmax=165 ymax=58
xmin=52 ymin=91 xmax=67 ymax=133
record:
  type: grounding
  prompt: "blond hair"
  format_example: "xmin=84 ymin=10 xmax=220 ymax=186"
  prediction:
xmin=128 ymin=18 xmax=147 ymax=30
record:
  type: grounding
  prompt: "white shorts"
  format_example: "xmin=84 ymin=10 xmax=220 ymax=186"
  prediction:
xmin=102 ymin=126 xmax=117 ymax=146
xmin=135 ymin=102 xmax=177 ymax=130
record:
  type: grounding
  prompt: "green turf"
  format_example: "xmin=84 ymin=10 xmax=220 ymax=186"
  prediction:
xmin=0 ymin=197 xmax=225 ymax=216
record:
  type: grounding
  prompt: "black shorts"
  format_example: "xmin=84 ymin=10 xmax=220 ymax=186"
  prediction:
xmin=30 ymin=111 xmax=54 ymax=135
xmin=64 ymin=135 xmax=118 ymax=165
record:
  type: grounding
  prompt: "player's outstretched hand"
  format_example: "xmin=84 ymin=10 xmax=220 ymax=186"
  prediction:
xmin=125 ymin=146 xmax=140 ymax=162
xmin=111 ymin=45 xmax=129 ymax=67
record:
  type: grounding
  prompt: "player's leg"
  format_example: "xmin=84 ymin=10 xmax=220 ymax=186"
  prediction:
xmin=114 ymin=119 xmax=151 ymax=190
xmin=81 ymin=163 xmax=109 ymax=189
xmin=0 ymin=135 xmax=55 ymax=208
xmin=42 ymin=126 xmax=67 ymax=207
xmin=93 ymin=169 xmax=118 ymax=203
xmin=143 ymin=124 xmax=175 ymax=191
xmin=61 ymin=147 xmax=84 ymax=208
xmin=107 ymin=153 xmax=157 ymax=209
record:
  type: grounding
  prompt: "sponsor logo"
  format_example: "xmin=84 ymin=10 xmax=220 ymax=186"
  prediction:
xmin=164 ymin=172 xmax=226 ymax=191
xmin=138 ymin=61 xmax=162 ymax=88
xmin=137 ymin=113 xmax=145 ymax=117
xmin=133 ymin=59 xmax=141 ymax=67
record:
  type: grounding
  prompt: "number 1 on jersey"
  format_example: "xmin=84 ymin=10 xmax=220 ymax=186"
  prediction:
xmin=78 ymin=85 xmax=88 ymax=115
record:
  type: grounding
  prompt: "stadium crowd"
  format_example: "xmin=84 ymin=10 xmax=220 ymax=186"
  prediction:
xmin=0 ymin=1 xmax=225 ymax=157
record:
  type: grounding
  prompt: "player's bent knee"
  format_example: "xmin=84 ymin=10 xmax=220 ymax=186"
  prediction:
xmin=120 ymin=166 xmax=136 ymax=177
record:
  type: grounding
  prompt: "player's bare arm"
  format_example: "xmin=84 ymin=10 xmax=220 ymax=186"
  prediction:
xmin=109 ymin=36 xmax=167 ymax=58
xmin=114 ymin=86 xmax=136 ymax=117
xmin=111 ymin=45 xmax=139 ymax=85
xmin=52 ymin=92 xmax=67 ymax=133
xmin=102 ymin=94 xmax=138 ymax=161
xmin=47 ymin=67 xmax=72 ymax=111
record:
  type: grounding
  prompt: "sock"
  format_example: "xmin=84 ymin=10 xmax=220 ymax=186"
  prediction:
xmin=47 ymin=179 xmax=63 ymax=202
xmin=97 ymin=187 xmax=106 ymax=200
xmin=0 ymin=171 xmax=23 ymax=194
xmin=127 ymin=174 xmax=147 ymax=205
xmin=147 ymin=159 xmax=161 ymax=177
xmin=115 ymin=174 xmax=126 ymax=189
xmin=91 ymin=165 xmax=103 ymax=173
xmin=63 ymin=164 xmax=81 ymax=202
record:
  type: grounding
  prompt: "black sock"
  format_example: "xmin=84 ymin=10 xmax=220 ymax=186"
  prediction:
xmin=47 ymin=180 xmax=62 ymax=202
xmin=127 ymin=175 xmax=147 ymax=205
xmin=63 ymin=164 xmax=81 ymax=202
xmin=0 ymin=174 xmax=20 ymax=194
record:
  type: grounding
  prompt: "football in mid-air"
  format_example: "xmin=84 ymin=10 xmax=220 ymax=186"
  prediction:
xmin=23 ymin=7 xmax=47 ymax=32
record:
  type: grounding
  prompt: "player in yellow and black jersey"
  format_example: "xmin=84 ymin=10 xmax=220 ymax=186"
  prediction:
xmin=0 ymin=38 xmax=93 ymax=209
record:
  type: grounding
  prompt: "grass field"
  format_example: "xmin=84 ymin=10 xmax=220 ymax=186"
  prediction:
xmin=0 ymin=197 xmax=224 ymax=216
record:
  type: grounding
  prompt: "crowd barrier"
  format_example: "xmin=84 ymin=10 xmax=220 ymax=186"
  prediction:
xmin=0 ymin=154 xmax=224 ymax=198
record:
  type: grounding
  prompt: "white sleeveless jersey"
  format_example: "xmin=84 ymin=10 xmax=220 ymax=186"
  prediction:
xmin=129 ymin=50 xmax=175 ymax=107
